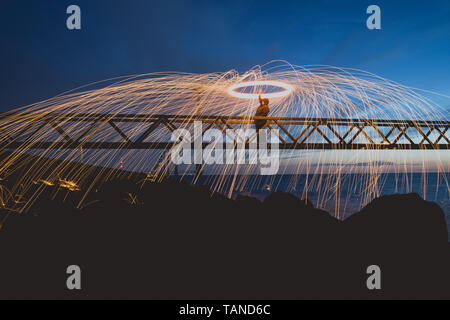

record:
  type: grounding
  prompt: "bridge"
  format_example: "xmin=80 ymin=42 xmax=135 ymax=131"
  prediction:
xmin=0 ymin=112 xmax=448 ymax=150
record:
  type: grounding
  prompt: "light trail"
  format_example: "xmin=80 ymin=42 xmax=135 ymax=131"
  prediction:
xmin=0 ymin=61 xmax=447 ymax=218
xmin=227 ymin=80 xmax=294 ymax=99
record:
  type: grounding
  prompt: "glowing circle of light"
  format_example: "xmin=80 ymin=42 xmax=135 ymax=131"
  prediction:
xmin=227 ymin=80 xmax=294 ymax=99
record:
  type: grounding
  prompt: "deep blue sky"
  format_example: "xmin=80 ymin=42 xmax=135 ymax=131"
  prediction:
xmin=1 ymin=0 xmax=450 ymax=110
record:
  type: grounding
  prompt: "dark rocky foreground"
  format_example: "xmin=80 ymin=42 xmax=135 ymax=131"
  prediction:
xmin=0 ymin=177 xmax=448 ymax=299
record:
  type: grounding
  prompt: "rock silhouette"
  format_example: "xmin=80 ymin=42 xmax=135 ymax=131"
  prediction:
xmin=0 ymin=175 xmax=448 ymax=299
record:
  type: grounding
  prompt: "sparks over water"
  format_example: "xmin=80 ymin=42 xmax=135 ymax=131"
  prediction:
xmin=0 ymin=61 xmax=448 ymax=217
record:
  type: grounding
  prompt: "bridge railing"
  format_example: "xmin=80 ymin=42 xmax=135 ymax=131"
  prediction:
xmin=0 ymin=112 xmax=448 ymax=150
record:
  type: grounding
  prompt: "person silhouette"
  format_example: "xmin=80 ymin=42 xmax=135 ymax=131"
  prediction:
xmin=255 ymin=89 xmax=270 ymax=134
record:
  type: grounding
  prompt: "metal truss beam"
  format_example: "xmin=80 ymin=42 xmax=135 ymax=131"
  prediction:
xmin=0 ymin=113 xmax=448 ymax=151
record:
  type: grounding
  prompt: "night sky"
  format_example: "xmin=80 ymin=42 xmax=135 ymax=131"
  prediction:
xmin=1 ymin=0 xmax=450 ymax=110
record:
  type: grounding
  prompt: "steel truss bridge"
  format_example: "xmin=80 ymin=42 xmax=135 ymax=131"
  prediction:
xmin=0 ymin=113 xmax=448 ymax=151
